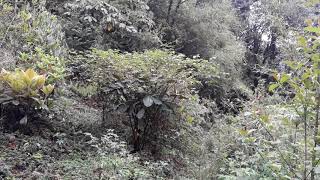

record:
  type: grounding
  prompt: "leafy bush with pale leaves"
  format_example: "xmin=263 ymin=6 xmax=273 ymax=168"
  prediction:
xmin=0 ymin=68 xmax=54 ymax=131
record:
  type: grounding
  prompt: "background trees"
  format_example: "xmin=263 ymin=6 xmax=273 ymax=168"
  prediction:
xmin=233 ymin=0 xmax=309 ymax=89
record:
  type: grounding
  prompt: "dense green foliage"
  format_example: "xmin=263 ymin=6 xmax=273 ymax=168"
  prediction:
xmin=0 ymin=0 xmax=319 ymax=179
xmin=68 ymin=49 xmax=223 ymax=151
xmin=219 ymin=10 xmax=320 ymax=180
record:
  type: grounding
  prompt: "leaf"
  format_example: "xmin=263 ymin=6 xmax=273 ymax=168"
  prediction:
xmin=268 ymin=83 xmax=279 ymax=92
xmin=302 ymin=71 xmax=311 ymax=80
xmin=136 ymin=108 xmax=145 ymax=119
xmin=119 ymin=23 xmax=126 ymax=29
xmin=143 ymin=96 xmax=153 ymax=107
xmin=244 ymin=137 xmax=256 ymax=143
xmin=101 ymin=8 xmax=108 ymax=14
xmin=280 ymin=74 xmax=290 ymax=84
xmin=19 ymin=115 xmax=28 ymax=125
xmin=186 ymin=115 xmax=194 ymax=124
xmin=85 ymin=5 xmax=93 ymax=10
xmin=284 ymin=61 xmax=295 ymax=70
xmin=247 ymin=129 xmax=256 ymax=135
xmin=25 ymin=69 xmax=37 ymax=80
xmin=311 ymin=53 xmax=320 ymax=63
xmin=260 ymin=114 xmax=270 ymax=123
xmin=32 ymin=153 xmax=43 ymax=160
xmin=269 ymin=163 xmax=281 ymax=172
xmin=239 ymin=129 xmax=248 ymax=136
xmin=31 ymin=75 xmax=46 ymax=89
xmin=298 ymin=36 xmax=307 ymax=47
xmin=304 ymin=26 xmax=320 ymax=33
xmin=12 ymin=100 xmax=20 ymax=106
xmin=42 ymin=84 xmax=54 ymax=96
xmin=151 ymin=97 xmax=162 ymax=105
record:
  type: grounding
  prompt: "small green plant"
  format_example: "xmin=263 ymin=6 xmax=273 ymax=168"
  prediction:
xmin=70 ymin=82 xmax=98 ymax=98
xmin=19 ymin=47 xmax=65 ymax=83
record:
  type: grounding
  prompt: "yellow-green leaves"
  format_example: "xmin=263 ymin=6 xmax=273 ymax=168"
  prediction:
xmin=304 ymin=26 xmax=320 ymax=34
xmin=0 ymin=68 xmax=54 ymax=98
xmin=260 ymin=114 xmax=270 ymax=124
xmin=280 ymin=74 xmax=290 ymax=84
xmin=269 ymin=83 xmax=279 ymax=92
xmin=311 ymin=53 xmax=320 ymax=63
xmin=239 ymin=129 xmax=248 ymax=136
xmin=42 ymin=84 xmax=54 ymax=96
xmin=269 ymin=71 xmax=292 ymax=93
xmin=186 ymin=115 xmax=194 ymax=124
xmin=25 ymin=68 xmax=37 ymax=80
xmin=284 ymin=61 xmax=304 ymax=70
xmin=298 ymin=36 xmax=307 ymax=47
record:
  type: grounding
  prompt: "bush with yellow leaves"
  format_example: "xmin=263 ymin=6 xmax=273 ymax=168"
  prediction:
xmin=0 ymin=68 xmax=54 ymax=132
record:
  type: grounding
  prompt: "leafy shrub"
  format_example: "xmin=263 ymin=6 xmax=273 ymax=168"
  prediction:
xmin=0 ymin=68 xmax=54 ymax=131
xmin=68 ymin=49 xmax=221 ymax=152
xmin=46 ymin=0 xmax=159 ymax=51
xmin=19 ymin=47 xmax=65 ymax=83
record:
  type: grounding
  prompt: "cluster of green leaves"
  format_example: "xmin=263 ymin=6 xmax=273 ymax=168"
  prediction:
xmin=68 ymin=49 xmax=220 ymax=151
xmin=89 ymin=49 xmax=218 ymax=113
xmin=0 ymin=0 xmax=66 ymax=82
xmin=19 ymin=47 xmax=65 ymax=83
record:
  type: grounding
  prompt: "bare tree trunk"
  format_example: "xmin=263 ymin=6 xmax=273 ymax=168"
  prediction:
xmin=170 ymin=0 xmax=182 ymax=26
xmin=167 ymin=0 xmax=174 ymax=23
xmin=304 ymin=105 xmax=308 ymax=180
xmin=311 ymin=65 xmax=320 ymax=180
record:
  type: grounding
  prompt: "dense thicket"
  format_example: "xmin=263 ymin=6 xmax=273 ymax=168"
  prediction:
xmin=0 ymin=0 xmax=319 ymax=179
